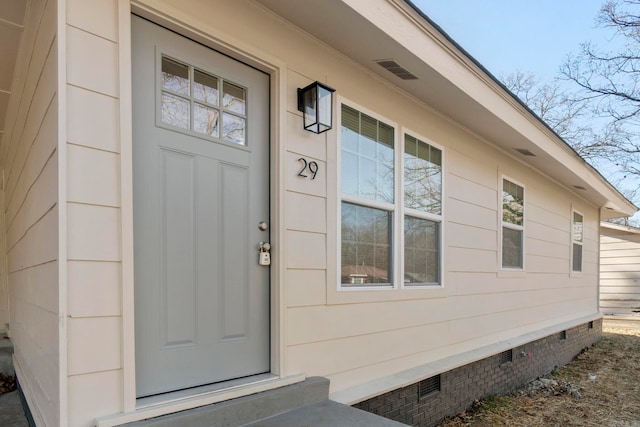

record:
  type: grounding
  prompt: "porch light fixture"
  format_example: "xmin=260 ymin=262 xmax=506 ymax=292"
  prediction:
xmin=297 ymin=81 xmax=336 ymax=134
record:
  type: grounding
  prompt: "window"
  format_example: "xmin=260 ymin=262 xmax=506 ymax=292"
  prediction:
xmin=572 ymin=211 xmax=583 ymax=272
xmin=501 ymin=178 xmax=524 ymax=269
xmin=340 ymin=104 xmax=442 ymax=288
xmin=160 ymin=55 xmax=247 ymax=145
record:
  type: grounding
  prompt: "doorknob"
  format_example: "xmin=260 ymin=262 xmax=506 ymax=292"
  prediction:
xmin=258 ymin=221 xmax=268 ymax=231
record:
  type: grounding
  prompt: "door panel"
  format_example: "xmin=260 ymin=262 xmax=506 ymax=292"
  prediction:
xmin=132 ymin=16 xmax=270 ymax=397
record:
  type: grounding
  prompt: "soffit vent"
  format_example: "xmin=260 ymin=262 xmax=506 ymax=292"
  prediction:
xmin=514 ymin=148 xmax=536 ymax=156
xmin=418 ymin=374 xmax=441 ymax=399
xmin=573 ymin=185 xmax=587 ymax=191
xmin=375 ymin=59 xmax=418 ymax=80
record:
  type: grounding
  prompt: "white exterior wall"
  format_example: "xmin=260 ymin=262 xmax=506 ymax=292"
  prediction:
xmin=600 ymin=224 xmax=640 ymax=314
xmin=65 ymin=0 xmax=124 ymax=426
xmin=54 ymin=0 xmax=604 ymax=424
xmin=0 ymin=0 xmax=61 ymax=425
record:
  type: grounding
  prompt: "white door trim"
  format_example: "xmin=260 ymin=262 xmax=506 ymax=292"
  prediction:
xmin=117 ymin=0 xmax=290 ymax=416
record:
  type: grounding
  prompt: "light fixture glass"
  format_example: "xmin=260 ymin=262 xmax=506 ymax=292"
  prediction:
xmin=297 ymin=81 xmax=335 ymax=134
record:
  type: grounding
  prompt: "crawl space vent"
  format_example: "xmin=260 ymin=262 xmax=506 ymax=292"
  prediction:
xmin=375 ymin=59 xmax=418 ymax=80
xmin=418 ymin=375 xmax=441 ymax=399
xmin=499 ymin=349 xmax=513 ymax=365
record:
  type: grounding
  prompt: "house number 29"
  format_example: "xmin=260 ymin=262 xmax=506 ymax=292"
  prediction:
xmin=297 ymin=158 xmax=319 ymax=180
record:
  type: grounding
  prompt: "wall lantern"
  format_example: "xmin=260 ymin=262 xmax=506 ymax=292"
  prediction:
xmin=297 ymin=81 xmax=336 ymax=134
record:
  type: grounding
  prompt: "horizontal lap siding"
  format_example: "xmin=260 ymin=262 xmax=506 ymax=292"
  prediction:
xmin=65 ymin=0 xmax=122 ymax=426
xmin=1 ymin=0 xmax=60 ymax=425
xmin=600 ymin=228 xmax=640 ymax=314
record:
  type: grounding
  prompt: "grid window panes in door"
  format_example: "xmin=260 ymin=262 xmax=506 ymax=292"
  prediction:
xmin=160 ymin=56 xmax=247 ymax=145
xmin=340 ymin=104 xmax=442 ymax=287
xmin=502 ymin=178 xmax=524 ymax=269
xmin=572 ymin=212 xmax=583 ymax=272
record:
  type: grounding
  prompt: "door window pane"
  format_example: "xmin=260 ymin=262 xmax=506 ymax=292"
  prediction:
xmin=194 ymin=103 xmax=219 ymax=137
xmin=159 ymin=55 xmax=248 ymax=145
xmin=223 ymin=82 xmax=246 ymax=114
xmin=502 ymin=227 xmax=523 ymax=268
xmin=193 ymin=70 xmax=219 ymax=105
xmin=161 ymin=93 xmax=190 ymax=129
xmin=341 ymin=105 xmax=394 ymax=203
xmin=162 ymin=57 xmax=190 ymax=95
xmin=404 ymin=135 xmax=442 ymax=214
xmin=222 ymin=113 xmax=246 ymax=145
xmin=404 ymin=216 xmax=439 ymax=284
xmin=341 ymin=202 xmax=392 ymax=285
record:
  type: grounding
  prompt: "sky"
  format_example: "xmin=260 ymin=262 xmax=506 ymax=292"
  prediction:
xmin=413 ymin=1 xmax=640 ymax=222
xmin=413 ymin=0 xmax=610 ymax=82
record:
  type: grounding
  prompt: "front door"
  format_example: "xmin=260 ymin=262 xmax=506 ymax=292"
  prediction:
xmin=132 ymin=16 xmax=270 ymax=397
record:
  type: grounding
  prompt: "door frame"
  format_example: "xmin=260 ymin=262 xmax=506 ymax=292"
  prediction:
xmin=118 ymin=1 xmax=289 ymax=415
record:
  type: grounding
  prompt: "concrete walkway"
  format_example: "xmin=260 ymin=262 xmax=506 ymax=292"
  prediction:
xmin=0 ymin=391 xmax=28 ymax=426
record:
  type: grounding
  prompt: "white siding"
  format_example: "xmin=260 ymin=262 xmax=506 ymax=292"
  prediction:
xmin=0 ymin=0 xmax=60 ymax=425
xmin=65 ymin=0 xmax=123 ymax=425
xmin=600 ymin=225 xmax=640 ymax=314
xmin=55 ymin=0 xmax=607 ymax=421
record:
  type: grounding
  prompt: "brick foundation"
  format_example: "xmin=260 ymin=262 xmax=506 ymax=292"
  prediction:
xmin=353 ymin=319 xmax=602 ymax=426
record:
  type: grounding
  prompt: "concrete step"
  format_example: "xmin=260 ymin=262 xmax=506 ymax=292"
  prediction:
xmin=123 ymin=377 xmax=406 ymax=427
xmin=244 ymin=399 xmax=408 ymax=427
xmin=124 ymin=377 xmax=330 ymax=426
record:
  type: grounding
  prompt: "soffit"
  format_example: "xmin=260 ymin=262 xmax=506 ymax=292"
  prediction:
xmin=254 ymin=0 xmax=637 ymax=218
xmin=0 ymin=0 xmax=27 ymax=141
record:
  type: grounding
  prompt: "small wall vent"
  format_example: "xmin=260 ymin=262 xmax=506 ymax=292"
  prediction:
xmin=375 ymin=59 xmax=418 ymax=80
xmin=514 ymin=148 xmax=536 ymax=156
xmin=499 ymin=349 xmax=513 ymax=365
xmin=418 ymin=375 xmax=441 ymax=399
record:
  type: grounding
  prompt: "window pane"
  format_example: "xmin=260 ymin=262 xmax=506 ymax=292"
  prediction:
xmin=404 ymin=135 xmax=442 ymax=214
xmin=404 ymin=216 xmax=439 ymax=285
xmin=222 ymin=113 xmax=246 ymax=145
xmin=503 ymin=179 xmax=524 ymax=225
xmin=341 ymin=105 xmax=394 ymax=203
xmin=573 ymin=212 xmax=583 ymax=243
xmin=502 ymin=227 xmax=523 ymax=268
xmin=572 ymin=242 xmax=583 ymax=272
xmin=193 ymin=70 xmax=219 ymax=105
xmin=161 ymin=93 xmax=190 ymax=129
xmin=223 ymin=81 xmax=246 ymax=114
xmin=162 ymin=57 xmax=189 ymax=95
xmin=193 ymin=103 xmax=219 ymax=137
xmin=341 ymin=202 xmax=392 ymax=285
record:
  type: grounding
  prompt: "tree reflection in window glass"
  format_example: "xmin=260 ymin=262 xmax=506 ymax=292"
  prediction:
xmin=341 ymin=202 xmax=392 ymax=285
xmin=503 ymin=179 xmax=524 ymax=225
xmin=159 ymin=55 xmax=247 ymax=146
xmin=404 ymin=216 xmax=439 ymax=284
xmin=404 ymin=135 xmax=441 ymax=214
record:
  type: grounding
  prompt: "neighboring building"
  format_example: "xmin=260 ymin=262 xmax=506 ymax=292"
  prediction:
xmin=0 ymin=1 xmax=636 ymax=426
xmin=600 ymin=222 xmax=640 ymax=315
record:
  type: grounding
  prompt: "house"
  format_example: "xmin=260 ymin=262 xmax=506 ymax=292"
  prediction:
xmin=0 ymin=0 xmax=636 ymax=426
xmin=600 ymin=222 xmax=640 ymax=315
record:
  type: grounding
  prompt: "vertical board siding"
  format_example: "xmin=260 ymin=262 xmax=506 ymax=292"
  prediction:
xmin=600 ymin=226 xmax=640 ymax=314
xmin=65 ymin=0 xmax=124 ymax=425
xmin=0 ymin=0 xmax=60 ymax=426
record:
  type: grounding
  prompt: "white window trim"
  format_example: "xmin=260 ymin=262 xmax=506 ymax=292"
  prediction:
xmin=500 ymin=175 xmax=525 ymax=271
xmin=400 ymin=129 xmax=444 ymax=289
xmin=571 ymin=209 xmax=584 ymax=274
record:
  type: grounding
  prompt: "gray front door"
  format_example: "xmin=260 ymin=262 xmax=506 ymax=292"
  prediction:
xmin=132 ymin=16 xmax=270 ymax=397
